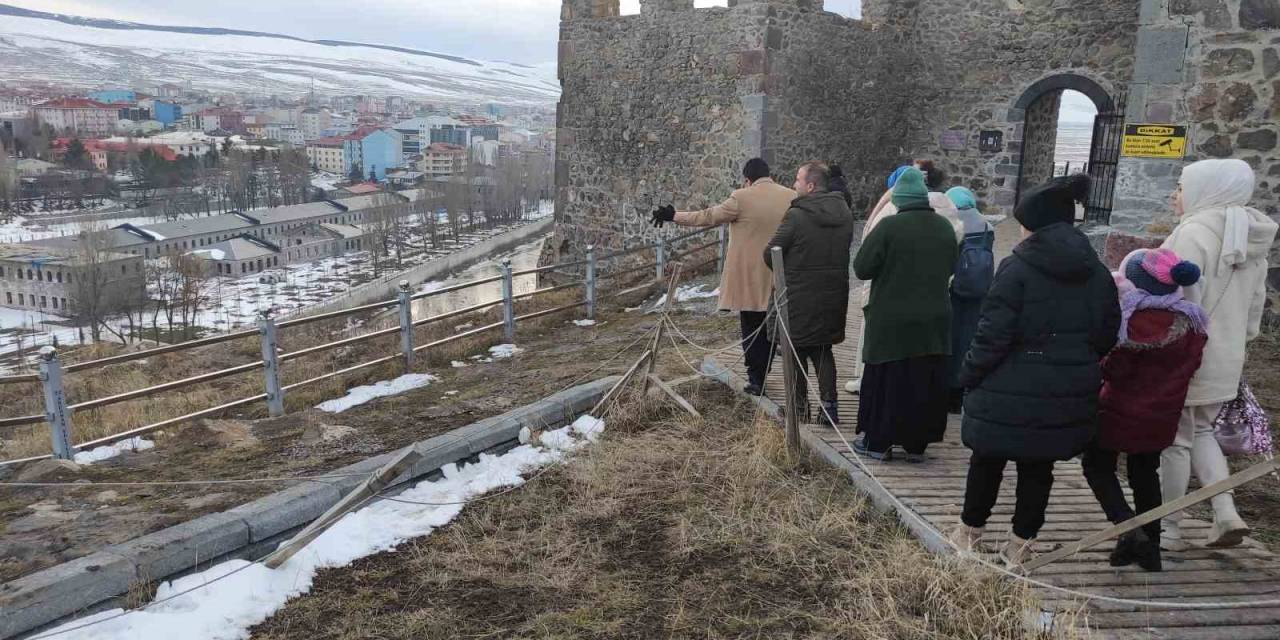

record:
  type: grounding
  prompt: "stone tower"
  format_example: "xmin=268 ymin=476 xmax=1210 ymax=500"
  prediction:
xmin=549 ymin=0 xmax=1280 ymax=289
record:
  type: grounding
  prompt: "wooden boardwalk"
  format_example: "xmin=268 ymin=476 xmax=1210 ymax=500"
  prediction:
xmin=705 ymin=300 xmax=1280 ymax=639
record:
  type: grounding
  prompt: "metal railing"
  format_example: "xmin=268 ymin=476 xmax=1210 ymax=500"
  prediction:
xmin=0 ymin=225 xmax=728 ymax=464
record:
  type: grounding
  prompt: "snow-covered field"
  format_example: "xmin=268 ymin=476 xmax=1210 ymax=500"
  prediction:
xmin=0 ymin=11 xmax=558 ymax=104
xmin=41 ymin=414 xmax=606 ymax=640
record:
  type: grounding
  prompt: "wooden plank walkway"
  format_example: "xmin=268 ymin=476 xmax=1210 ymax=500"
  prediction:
xmin=706 ymin=298 xmax=1280 ymax=639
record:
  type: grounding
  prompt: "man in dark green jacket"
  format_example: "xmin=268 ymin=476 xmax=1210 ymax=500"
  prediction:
xmin=764 ymin=161 xmax=855 ymax=426
xmin=852 ymin=167 xmax=957 ymax=462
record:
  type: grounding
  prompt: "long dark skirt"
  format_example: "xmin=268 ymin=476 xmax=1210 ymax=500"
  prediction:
xmin=856 ymin=355 xmax=950 ymax=454
xmin=949 ymin=292 xmax=984 ymax=389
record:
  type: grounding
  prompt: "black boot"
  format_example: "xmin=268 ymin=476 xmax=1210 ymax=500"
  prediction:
xmin=819 ymin=401 xmax=840 ymax=427
xmin=1135 ymin=535 xmax=1163 ymax=572
xmin=1109 ymin=529 xmax=1150 ymax=568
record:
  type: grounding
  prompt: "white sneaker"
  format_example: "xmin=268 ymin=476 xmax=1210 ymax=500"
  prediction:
xmin=948 ymin=523 xmax=985 ymax=554
xmin=844 ymin=379 xmax=861 ymax=395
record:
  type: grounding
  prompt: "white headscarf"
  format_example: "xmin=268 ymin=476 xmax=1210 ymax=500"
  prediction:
xmin=1179 ymin=159 xmax=1257 ymax=271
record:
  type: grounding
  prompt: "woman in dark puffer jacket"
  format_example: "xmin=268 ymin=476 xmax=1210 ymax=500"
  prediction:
xmin=948 ymin=175 xmax=1121 ymax=570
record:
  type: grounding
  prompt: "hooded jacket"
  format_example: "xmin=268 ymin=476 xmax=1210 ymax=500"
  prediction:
xmin=764 ymin=191 xmax=855 ymax=347
xmin=1161 ymin=159 xmax=1279 ymax=406
xmin=959 ymin=222 xmax=1121 ymax=460
xmin=1098 ymin=310 xmax=1207 ymax=453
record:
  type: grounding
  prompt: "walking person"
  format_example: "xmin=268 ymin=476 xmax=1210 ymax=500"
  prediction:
xmin=945 ymin=187 xmax=995 ymax=413
xmin=764 ymin=161 xmax=854 ymax=425
xmin=1082 ymin=249 xmax=1208 ymax=572
xmin=651 ymin=158 xmax=796 ymax=396
xmin=1159 ymin=159 xmax=1279 ymax=550
xmin=852 ymin=167 xmax=957 ymax=461
xmin=950 ymin=175 xmax=1120 ymax=569
xmin=846 ymin=160 xmax=963 ymax=396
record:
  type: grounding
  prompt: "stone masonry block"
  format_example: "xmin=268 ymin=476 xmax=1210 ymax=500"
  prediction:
xmin=1134 ymin=26 xmax=1191 ymax=85
xmin=228 ymin=482 xmax=342 ymax=543
xmin=0 ymin=552 xmax=137 ymax=640
xmin=104 ymin=511 xmax=249 ymax=582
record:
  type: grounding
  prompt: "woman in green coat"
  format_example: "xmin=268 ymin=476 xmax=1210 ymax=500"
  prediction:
xmin=853 ymin=168 xmax=958 ymax=461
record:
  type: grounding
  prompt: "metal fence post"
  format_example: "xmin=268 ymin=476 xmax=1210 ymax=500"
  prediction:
xmin=770 ymin=246 xmax=800 ymax=456
xmin=655 ymin=241 xmax=666 ymax=281
xmin=397 ymin=280 xmax=414 ymax=371
xmin=501 ymin=259 xmax=516 ymax=343
xmin=38 ymin=347 xmax=74 ymax=460
xmin=585 ymin=244 xmax=597 ymax=320
xmin=718 ymin=225 xmax=729 ymax=275
xmin=258 ymin=312 xmax=285 ymax=417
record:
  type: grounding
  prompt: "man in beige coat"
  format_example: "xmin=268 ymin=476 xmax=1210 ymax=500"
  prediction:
xmin=651 ymin=158 xmax=796 ymax=395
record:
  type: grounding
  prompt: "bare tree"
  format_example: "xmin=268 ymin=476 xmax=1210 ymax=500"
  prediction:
xmin=69 ymin=221 xmax=125 ymax=343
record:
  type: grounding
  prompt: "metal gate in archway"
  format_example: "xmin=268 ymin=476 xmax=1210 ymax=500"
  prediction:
xmin=1084 ymin=109 xmax=1125 ymax=224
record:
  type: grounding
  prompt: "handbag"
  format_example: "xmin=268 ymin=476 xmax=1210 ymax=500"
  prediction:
xmin=1212 ymin=381 xmax=1274 ymax=456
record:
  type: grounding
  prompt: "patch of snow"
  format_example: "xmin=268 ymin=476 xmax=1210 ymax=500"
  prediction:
xmin=445 ymin=390 xmax=459 ymax=396
xmin=43 ymin=415 xmax=606 ymax=640
xmin=650 ymin=285 xmax=721 ymax=311
xmin=489 ymin=344 xmax=523 ymax=360
xmin=623 ymin=306 xmax=642 ymax=313
xmin=73 ymin=437 xmax=155 ymax=465
xmin=570 ymin=415 xmax=606 ymax=443
xmin=572 ymin=319 xmax=596 ymax=327
xmin=450 ymin=361 xmax=469 ymax=369
xmin=518 ymin=425 xmax=531 ymax=444
xmin=315 ymin=373 xmax=438 ymax=413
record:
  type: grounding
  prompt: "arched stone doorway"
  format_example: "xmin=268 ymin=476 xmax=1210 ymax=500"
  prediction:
xmin=1011 ymin=73 xmax=1121 ymax=222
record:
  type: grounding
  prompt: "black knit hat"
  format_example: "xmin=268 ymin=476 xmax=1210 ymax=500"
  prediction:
xmin=1014 ymin=174 xmax=1091 ymax=232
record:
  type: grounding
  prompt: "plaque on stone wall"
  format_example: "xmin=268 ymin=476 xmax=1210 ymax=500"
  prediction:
xmin=940 ymin=129 xmax=966 ymax=151
xmin=979 ymin=130 xmax=1004 ymax=153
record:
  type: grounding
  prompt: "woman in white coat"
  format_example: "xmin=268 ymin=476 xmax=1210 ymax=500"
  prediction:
xmin=1160 ymin=159 xmax=1279 ymax=550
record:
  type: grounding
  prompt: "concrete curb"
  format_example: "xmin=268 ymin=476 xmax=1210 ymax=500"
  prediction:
xmin=698 ymin=357 xmax=952 ymax=555
xmin=0 ymin=375 xmax=617 ymax=640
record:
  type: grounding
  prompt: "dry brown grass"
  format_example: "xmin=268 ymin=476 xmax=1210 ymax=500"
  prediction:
xmin=251 ymin=386 xmax=1072 ymax=640
xmin=0 ymin=279 xmax=634 ymax=461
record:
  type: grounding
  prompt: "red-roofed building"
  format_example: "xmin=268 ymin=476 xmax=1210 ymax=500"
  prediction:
xmin=306 ymin=135 xmax=352 ymax=174
xmin=31 ymin=98 xmax=119 ymax=137
xmin=52 ymin=138 xmax=178 ymax=172
xmin=420 ymin=142 xmax=467 ymax=178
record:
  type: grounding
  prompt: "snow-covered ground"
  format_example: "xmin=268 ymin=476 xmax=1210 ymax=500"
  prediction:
xmin=0 ymin=11 xmax=558 ymax=105
xmin=73 ymin=437 xmax=155 ymax=465
xmin=315 ymin=373 xmax=438 ymax=413
xmin=41 ymin=414 xmax=607 ymax=640
xmin=0 ymin=306 xmax=82 ymax=368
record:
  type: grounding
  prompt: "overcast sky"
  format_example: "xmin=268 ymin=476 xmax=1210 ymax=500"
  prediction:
xmin=7 ymin=0 xmax=861 ymax=63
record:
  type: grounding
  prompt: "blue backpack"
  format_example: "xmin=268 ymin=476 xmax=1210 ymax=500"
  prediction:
xmin=952 ymin=230 xmax=995 ymax=300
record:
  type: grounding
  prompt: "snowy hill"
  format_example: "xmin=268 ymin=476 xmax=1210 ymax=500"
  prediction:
xmin=0 ymin=4 xmax=559 ymax=105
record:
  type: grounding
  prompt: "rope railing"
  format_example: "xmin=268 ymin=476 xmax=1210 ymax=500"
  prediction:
xmin=0 ymin=224 xmax=726 ymax=464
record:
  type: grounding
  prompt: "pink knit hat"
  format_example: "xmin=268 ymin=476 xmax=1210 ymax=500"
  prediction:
xmin=1121 ymin=248 xmax=1201 ymax=296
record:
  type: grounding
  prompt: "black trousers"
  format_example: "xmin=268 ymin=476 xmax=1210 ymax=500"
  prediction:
xmin=739 ymin=311 xmax=774 ymax=387
xmin=961 ymin=454 xmax=1055 ymax=540
xmin=1081 ymin=443 xmax=1162 ymax=541
xmin=791 ymin=345 xmax=837 ymax=421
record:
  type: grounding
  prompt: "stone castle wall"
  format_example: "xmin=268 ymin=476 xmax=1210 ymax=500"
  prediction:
xmin=551 ymin=0 xmax=1280 ymax=283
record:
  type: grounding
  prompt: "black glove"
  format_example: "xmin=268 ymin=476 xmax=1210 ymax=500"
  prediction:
xmin=650 ymin=205 xmax=675 ymax=228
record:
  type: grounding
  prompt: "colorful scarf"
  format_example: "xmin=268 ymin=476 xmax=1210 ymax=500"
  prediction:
xmin=1116 ymin=277 xmax=1210 ymax=344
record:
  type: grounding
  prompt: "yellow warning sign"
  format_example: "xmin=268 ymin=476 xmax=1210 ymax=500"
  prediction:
xmin=1121 ymin=123 xmax=1187 ymax=159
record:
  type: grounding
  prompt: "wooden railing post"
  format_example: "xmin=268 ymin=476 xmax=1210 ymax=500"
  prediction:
xmin=655 ymin=241 xmax=665 ymax=281
xmin=38 ymin=346 xmax=74 ymax=460
xmin=397 ymin=280 xmax=414 ymax=371
xmin=717 ymin=224 xmax=728 ymax=275
xmin=585 ymin=244 xmax=597 ymax=320
xmin=501 ymin=259 xmax=515 ymax=343
xmin=258 ymin=312 xmax=285 ymax=417
xmin=770 ymin=246 xmax=800 ymax=455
